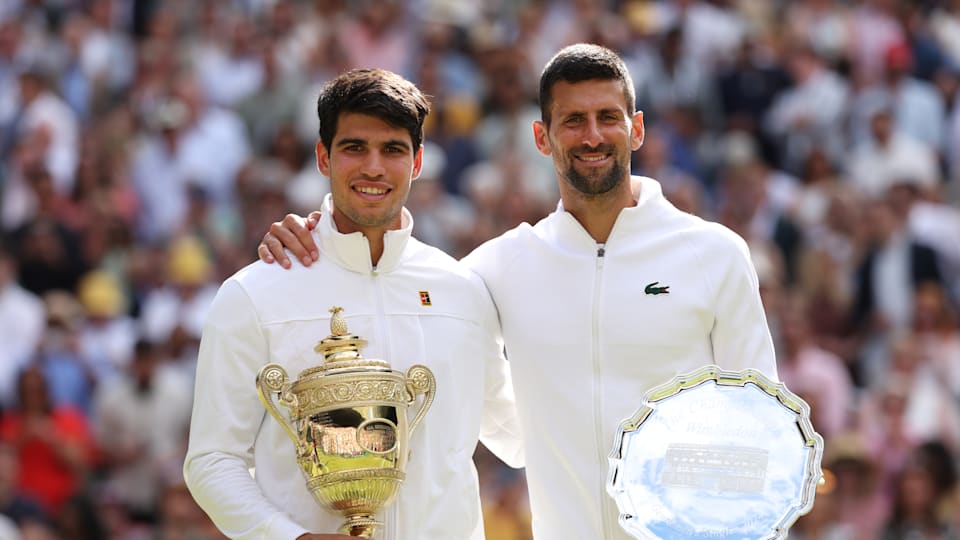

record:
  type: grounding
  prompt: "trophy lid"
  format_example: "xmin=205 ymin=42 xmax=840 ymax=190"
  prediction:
xmin=305 ymin=307 xmax=390 ymax=375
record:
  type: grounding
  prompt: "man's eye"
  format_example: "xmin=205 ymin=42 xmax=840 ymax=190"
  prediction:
xmin=564 ymin=117 xmax=582 ymax=125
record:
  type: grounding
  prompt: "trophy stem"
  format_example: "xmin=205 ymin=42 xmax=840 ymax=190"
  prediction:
xmin=339 ymin=515 xmax=381 ymax=538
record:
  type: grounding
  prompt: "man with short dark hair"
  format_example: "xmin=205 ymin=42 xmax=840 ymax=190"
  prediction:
xmin=261 ymin=45 xmax=777 ymax=539
xmin=185 ymin=68 xmax=522 ymax=540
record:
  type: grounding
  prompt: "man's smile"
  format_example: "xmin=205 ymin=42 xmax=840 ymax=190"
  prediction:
xmin=573 ymin=145 xmax=616 ymax=166
xmin=352 ymin=183 xmax=392 ymax=200
xmin=576 ymin=153 xmax=612 ymax=165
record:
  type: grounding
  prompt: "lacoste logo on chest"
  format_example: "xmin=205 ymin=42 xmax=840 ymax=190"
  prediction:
xmin=644 ymin=281 xmax=670 ymax=295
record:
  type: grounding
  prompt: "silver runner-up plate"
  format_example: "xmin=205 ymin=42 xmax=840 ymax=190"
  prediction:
xmin=607 ymin=365 xmax=824 ymax=540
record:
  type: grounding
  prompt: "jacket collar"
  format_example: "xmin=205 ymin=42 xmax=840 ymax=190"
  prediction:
xmin=555 ymin=175 xmax=664 ymax=214
xmin=316 ymin=194 xmax=414 ymax=274
xmin=550 ymin=176 xmax=668 ymax=249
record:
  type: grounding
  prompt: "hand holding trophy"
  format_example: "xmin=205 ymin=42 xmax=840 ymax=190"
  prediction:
xmin=256 ymin=307 xmax=435 ymax=538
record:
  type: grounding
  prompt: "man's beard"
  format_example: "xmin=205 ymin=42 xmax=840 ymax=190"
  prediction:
xmin=344 ymin=208 xmax=399 ymax=228
xmin=563 ymin=154 xmax=626 ymax=196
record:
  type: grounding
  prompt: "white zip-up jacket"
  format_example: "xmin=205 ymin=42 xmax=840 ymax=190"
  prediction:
xmin=463 ymin=176 xmax=778 ymax=540
xmin=184 ymin=196 xmax=523 ymax=540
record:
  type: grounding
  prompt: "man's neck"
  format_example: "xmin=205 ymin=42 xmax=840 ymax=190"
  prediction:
xmin=559 ymin=180 xmax=637 ymax=244
xmin=331 ymin=211 xmax=389 ymax=267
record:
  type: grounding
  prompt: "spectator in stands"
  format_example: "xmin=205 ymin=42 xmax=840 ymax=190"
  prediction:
xmin=11 ymin=65 xmax=79 ymax=195
xmin=882 ymin=448 xmax=959 ymax=539
xmin=847 ymin=104 xmax=940 ymax=198
xmin=75 ymin=270 xmax=136 ymax=386
xmin=31 ymin=291 xmax=93 ymax=417
xmin=885 ymin=333 xmax=960 ymax=450
xmin=851 ymin=197 xmax=942 ymax=387
xmin=0 ymin=442 xmax=50 ymax=534
xmin=912 ymin=441 xmax=960 ymax=530
xmin=0 ymin=366 xmax=96 ymax=517
xmin=776 ymin=292 xmax=855 ymax=438
xmin=92 ymin=340 xmax=192 ymax=524
xmin=850 ymin=41 xmax=946 ymax=152
xmin=154 ymin=482 xmax=227 ymax=540
xmin=789 ymin=471 xmax=856 ymax=540
xmin=139 ymin=236 xmax=217 ymax=373
xmin=887 ymin=179 xmax=960 ymax=304
xmin=764 ymin=44 xmax=849 ymax=175
xmin=822 ymin=433 xmax=889 ymax=539
xmin=0 ymin=243 xmax=44 ymax=407
xmin=911 ymin=282 xmax=960 ymax=400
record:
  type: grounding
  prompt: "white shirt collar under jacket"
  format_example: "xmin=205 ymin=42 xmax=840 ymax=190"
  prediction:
xmin=316 ymin=193 xmax=414 ymax=274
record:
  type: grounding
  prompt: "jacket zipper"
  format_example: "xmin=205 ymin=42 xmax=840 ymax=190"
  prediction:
xmin=370 ymin=265 xmax=399 ymax=540
xmin=371 ymin=267 xmax=391 ymax=359
xmin=592 ymin=244 xmax=615 ymax=539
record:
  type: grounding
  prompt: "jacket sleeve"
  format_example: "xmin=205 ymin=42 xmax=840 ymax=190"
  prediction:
xmin=707 ymin=230 xmax=779 ymax=381
xmin=469 ymin=270 xmax=525 ymax=468
xmin=183 ymin=279 xmax=309 ymax=540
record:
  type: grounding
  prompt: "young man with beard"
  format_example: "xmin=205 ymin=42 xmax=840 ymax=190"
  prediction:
xmin=184 ymin=68 xmax=522 ymax=540
xmin=259 ymin=44 xmax=778 ymax=539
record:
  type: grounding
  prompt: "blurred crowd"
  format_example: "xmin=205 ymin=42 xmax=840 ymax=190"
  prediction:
xmin=1 ymin=0 xmax=960 ymax=538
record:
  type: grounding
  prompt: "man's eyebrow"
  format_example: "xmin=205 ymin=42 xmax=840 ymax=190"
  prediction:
xmin=599 ymin=108 xmax=625 ymax=116
xmin=335 ymin=138 xmax=411 ymax=150
xmin=335 ymin=138 xmax=367 ymax=148
xmin=381 ymin=139 xmax=412 ymax=150
xmin=560 ymin=108 xmax=623 ymax=117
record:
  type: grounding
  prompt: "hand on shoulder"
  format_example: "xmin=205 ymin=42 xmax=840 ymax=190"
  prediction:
xmin=258 ymin=211 xmax=322 ymax=268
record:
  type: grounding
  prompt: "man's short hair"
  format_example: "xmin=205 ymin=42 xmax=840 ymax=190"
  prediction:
xmin=538 ymin=43 xmax=636 ymax=126
xmin=316 ymin=68 xmax=430 ymax=151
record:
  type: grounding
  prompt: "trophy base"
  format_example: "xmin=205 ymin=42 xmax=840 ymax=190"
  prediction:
xmin=339 ymin=515 xmax=381 ymax=538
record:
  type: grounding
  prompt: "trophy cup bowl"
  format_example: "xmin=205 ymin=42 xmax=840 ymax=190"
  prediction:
xmin=256 ymin=307 xmax=435 ymax=538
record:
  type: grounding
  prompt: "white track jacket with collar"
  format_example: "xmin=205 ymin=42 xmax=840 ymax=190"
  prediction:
xmin=184 ymin=196 xmax=523 ymax=540
xmin=462 ymin=176 xmax=778 ymax=540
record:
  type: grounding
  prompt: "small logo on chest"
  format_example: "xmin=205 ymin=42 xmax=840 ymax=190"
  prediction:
xmin=419 ymin=291 xmax=432 ymax=306
xmin=644 ymin=282 xmax=670 ymax=295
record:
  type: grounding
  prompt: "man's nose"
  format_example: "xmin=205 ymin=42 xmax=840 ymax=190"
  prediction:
xmin=360 ymin=152 xmax=386 ymax=177
xmin=581 ymin=118 xmax=603 ymax=148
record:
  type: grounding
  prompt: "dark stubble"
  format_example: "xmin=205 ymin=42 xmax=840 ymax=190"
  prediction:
xmin=562 ymin=145 xmax=627 ymax=196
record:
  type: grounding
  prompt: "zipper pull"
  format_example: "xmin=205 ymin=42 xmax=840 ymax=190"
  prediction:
xmin=597 ymin=244 xmax=606 ymax=257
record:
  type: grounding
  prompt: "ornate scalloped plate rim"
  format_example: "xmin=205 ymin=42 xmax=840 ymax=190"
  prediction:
xmin=607 ymin=364 xmax=825 ymax=540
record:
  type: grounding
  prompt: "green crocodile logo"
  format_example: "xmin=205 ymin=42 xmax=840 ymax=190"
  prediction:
xmin=644 ymin=282 xmax=670 ymax=295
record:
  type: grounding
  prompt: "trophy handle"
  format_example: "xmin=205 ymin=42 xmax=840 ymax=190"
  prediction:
xmin=256 ymin=364 xmax=301 ymax=447
xmin=404 ymin=364 xmax=436 ymax=436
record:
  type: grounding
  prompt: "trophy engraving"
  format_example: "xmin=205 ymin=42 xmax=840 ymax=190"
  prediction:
xmin=660 ymin=443 xmax=768 ymax=494
xmin=256 ymin=307 xmax=436 ymax=537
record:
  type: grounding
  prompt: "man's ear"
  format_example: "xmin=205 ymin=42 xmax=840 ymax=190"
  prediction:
xmin=631 ymin=111 xmax=645 ymax=151
xmin=411 ymin=144 xmax=424 ymax=180
xmin=533 ymin=121 xmax=552 ymax=157
xmin=315 ymin=140 xmax=330 ymax=176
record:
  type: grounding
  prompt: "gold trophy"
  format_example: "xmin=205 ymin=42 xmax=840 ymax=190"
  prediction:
xmin=256 ymin=307 xmax=436 ymax=538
